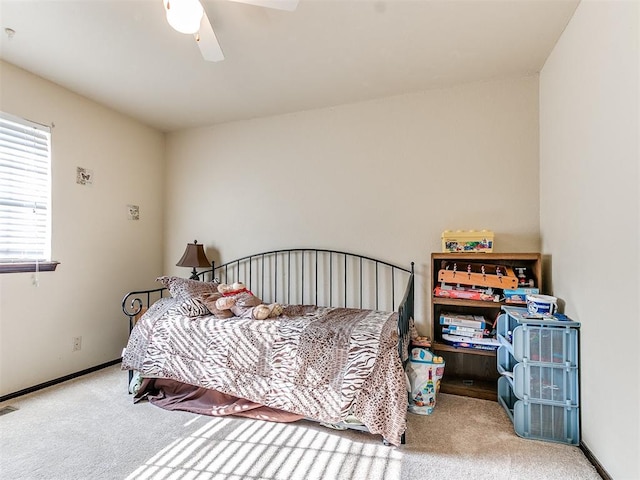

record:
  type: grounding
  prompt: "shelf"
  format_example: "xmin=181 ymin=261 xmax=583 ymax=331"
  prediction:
xmin=432 ymin=341 xmax=497 ymax=357
xmin=431 ymin=252 xmax=542 ymax=402
xmin=439 ymin=375 xmax=497 ymax=401
xmin=432 ymin=297 xmax=504 ymax=308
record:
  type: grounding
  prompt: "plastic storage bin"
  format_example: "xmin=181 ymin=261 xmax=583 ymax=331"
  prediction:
xmin=498 ymin=377 xmax=580 ymax=445
xmin=496 ymin=308 xmax=580 ymax=366
xmin=441 ymin=229 xmax=494 ymax=253
xmin=497 ymin=345 xmax=518 ymax=375
xmin=497 ymin=346 xmax=579 ymax=406
xmin=496 ymin=306 xmax=580 ymax=445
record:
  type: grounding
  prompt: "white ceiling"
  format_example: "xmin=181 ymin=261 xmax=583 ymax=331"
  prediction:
xmin=0 ymin=0 xmax=579 ymax=132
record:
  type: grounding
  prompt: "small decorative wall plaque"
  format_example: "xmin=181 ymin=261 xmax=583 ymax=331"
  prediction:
xmin=127 ymin=204 xmax=140 ymax=221
xmin=76 ymin=167 xmax=93 ymax=185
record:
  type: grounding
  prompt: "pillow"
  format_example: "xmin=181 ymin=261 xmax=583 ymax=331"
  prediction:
xmin=172 ymin=297 xmax=210 ymax=317
xmin=156 ymin=276 xmax=219 ymax=317
xmin=156 ymin=276 xmax=219 ymax=298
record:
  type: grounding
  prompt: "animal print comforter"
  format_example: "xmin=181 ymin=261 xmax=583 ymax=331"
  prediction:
xmin=122 ymin=299 xmax=407 ymax=445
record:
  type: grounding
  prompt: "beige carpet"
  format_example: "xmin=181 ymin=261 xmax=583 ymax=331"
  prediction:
xmin=0 ymin=365 xmax=600 ymax=480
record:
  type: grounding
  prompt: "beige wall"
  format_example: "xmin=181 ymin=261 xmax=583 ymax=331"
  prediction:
xmin=540 ymin=1 xmax=639 ymax=478
xmin=0 ymin=62 xmax=165 ymax=396
xmin=164 ymin=76 xmax=541 ymax=333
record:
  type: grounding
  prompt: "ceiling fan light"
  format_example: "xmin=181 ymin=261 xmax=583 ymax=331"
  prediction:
xmin=164 ymin=0 xmax=204 ymax=35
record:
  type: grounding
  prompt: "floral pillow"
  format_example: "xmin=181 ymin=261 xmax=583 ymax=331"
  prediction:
xmin=156 ymin=276 xmax=220 ymax=317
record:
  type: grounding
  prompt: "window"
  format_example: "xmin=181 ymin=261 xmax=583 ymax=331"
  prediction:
xmin=0 ymin=112 xmax=57 ymax=273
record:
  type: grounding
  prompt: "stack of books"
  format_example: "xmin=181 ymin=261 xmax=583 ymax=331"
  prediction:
xmin=439 ymin=312 xmax=500 ymax=351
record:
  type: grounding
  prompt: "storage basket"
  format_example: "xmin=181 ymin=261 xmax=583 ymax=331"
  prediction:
xmin=496 ymin=310 xmax=580 ymax=366
xmin=498 ymin=377 xmax=580 ymax=445
xmin=497 ymin=346 xmax=579 ymax=406
xmin=512 ymin=324 xmax=578 ymax=365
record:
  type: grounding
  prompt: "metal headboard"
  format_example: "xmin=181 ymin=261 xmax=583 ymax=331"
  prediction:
xmin=198 ymin=248 xmax=411 ymax=310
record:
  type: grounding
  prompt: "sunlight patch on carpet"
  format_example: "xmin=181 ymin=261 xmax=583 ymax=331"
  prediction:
xmin=125 ymin=417 xmax=403 ymax=480
xmin=0 ymin=406 xmax=18 ymax=416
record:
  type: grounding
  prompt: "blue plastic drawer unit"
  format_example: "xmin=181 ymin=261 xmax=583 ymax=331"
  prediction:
xmin=498 ymin=377 xmax=580 ymax=445
xmin=497 ymin=346 xmax=579 ymax=406
xmin=497 ymin=306 xmax=581 ymax=445
xmin=497 ymin=345 xmax=518 ymax=375
xmin=497 ymin=307 xmax=580 ymax=365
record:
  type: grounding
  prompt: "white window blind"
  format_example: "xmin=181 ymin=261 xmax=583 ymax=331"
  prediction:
xmin=0 ymin=112 xmax=51 ymax=263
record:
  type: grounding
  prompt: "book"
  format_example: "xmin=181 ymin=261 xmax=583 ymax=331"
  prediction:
xmin=442 ymin=325 xmax=487 ymax=338
xmin=439 ymin=313 xmax=487 ymax=329
xmin=443 ymin=341 xmax=498 ymax=351
xmin=442 ymin=333 xmax=500 ymax=351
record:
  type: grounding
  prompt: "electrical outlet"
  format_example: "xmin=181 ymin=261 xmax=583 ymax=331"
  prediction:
xmin=72 ymin=336 xmax=82 ymax=352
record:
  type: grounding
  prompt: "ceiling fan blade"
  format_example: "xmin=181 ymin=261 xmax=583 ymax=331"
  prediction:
xmin=195 ymin=11 xmax=224 ymax=62
xmin=228 ymin=0 xmax=299 ymax=12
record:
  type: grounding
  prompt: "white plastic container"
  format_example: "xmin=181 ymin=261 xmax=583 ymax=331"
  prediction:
xmin=526 ymin=294 xmax=558 ymax=316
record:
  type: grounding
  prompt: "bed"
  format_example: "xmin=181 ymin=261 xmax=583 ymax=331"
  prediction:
xmin=121 ymin=248 xmax=414 ymax=446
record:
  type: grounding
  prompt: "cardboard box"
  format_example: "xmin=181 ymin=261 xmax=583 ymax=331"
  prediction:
xmin=503 ymin=287 xmax=540 ymax=304
xmin=441 ymin=230 xmax=494 ymax=253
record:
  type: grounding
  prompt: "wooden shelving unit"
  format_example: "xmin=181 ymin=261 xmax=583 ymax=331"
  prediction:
xmin=430 ymin=252 xmax=542 ymax=401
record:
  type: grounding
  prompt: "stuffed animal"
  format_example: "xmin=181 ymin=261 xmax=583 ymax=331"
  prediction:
xmin=215 ymin=282 xmax=283 ymax=320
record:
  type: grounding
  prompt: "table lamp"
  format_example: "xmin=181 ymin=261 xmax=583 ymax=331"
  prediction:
xmin=176 ymin=240 xmax=211 ymax=280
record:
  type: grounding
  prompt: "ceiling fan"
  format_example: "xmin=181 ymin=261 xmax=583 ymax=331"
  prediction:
xmin=162 ymin=0 xmax=299 ymax=62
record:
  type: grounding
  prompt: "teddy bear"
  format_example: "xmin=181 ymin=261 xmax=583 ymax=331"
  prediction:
xmin=215 ymin=282 xmax=283 ymax=320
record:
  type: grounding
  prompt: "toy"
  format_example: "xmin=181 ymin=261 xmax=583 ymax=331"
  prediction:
xmin=215 ymin=282 xmax=283 ymax=320
xmin=411 ymin=335 xmax=432 ymax=347
xmin=438 ymin=261 xmax=518 ymax=290
xmin=406 ymin=348 xmax=445 ymax=415
xmin=441 ymin=229 xmax=494 ymax=253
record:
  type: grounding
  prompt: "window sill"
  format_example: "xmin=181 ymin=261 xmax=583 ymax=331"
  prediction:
xmin=0 ymin=261 xmax=60 ymax=274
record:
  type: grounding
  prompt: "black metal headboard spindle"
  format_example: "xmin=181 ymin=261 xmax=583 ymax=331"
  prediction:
xmin=392 ymin=268 xmax=396 ymax=308
xmin=343 ymin=255 xmax=347 ymax=306
xmin=359 ymin=257 xmax=363 ymax=309
xmin=287 ymin=251 xmax=292 ymax=304
xmin=375 ymin=262 xmax=379 ymax=310
xmin=301 ymin=253 xmax=305 ymax=305
xmin=274 ymin=255 xmax=278 ymax=303
xmin=315 ymin=251 xmax=319 ymax=305
xmin=261 ymin=255 xmax=264 ymax=297
xmin=329 ymin=251 xmax=333 ymax=306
